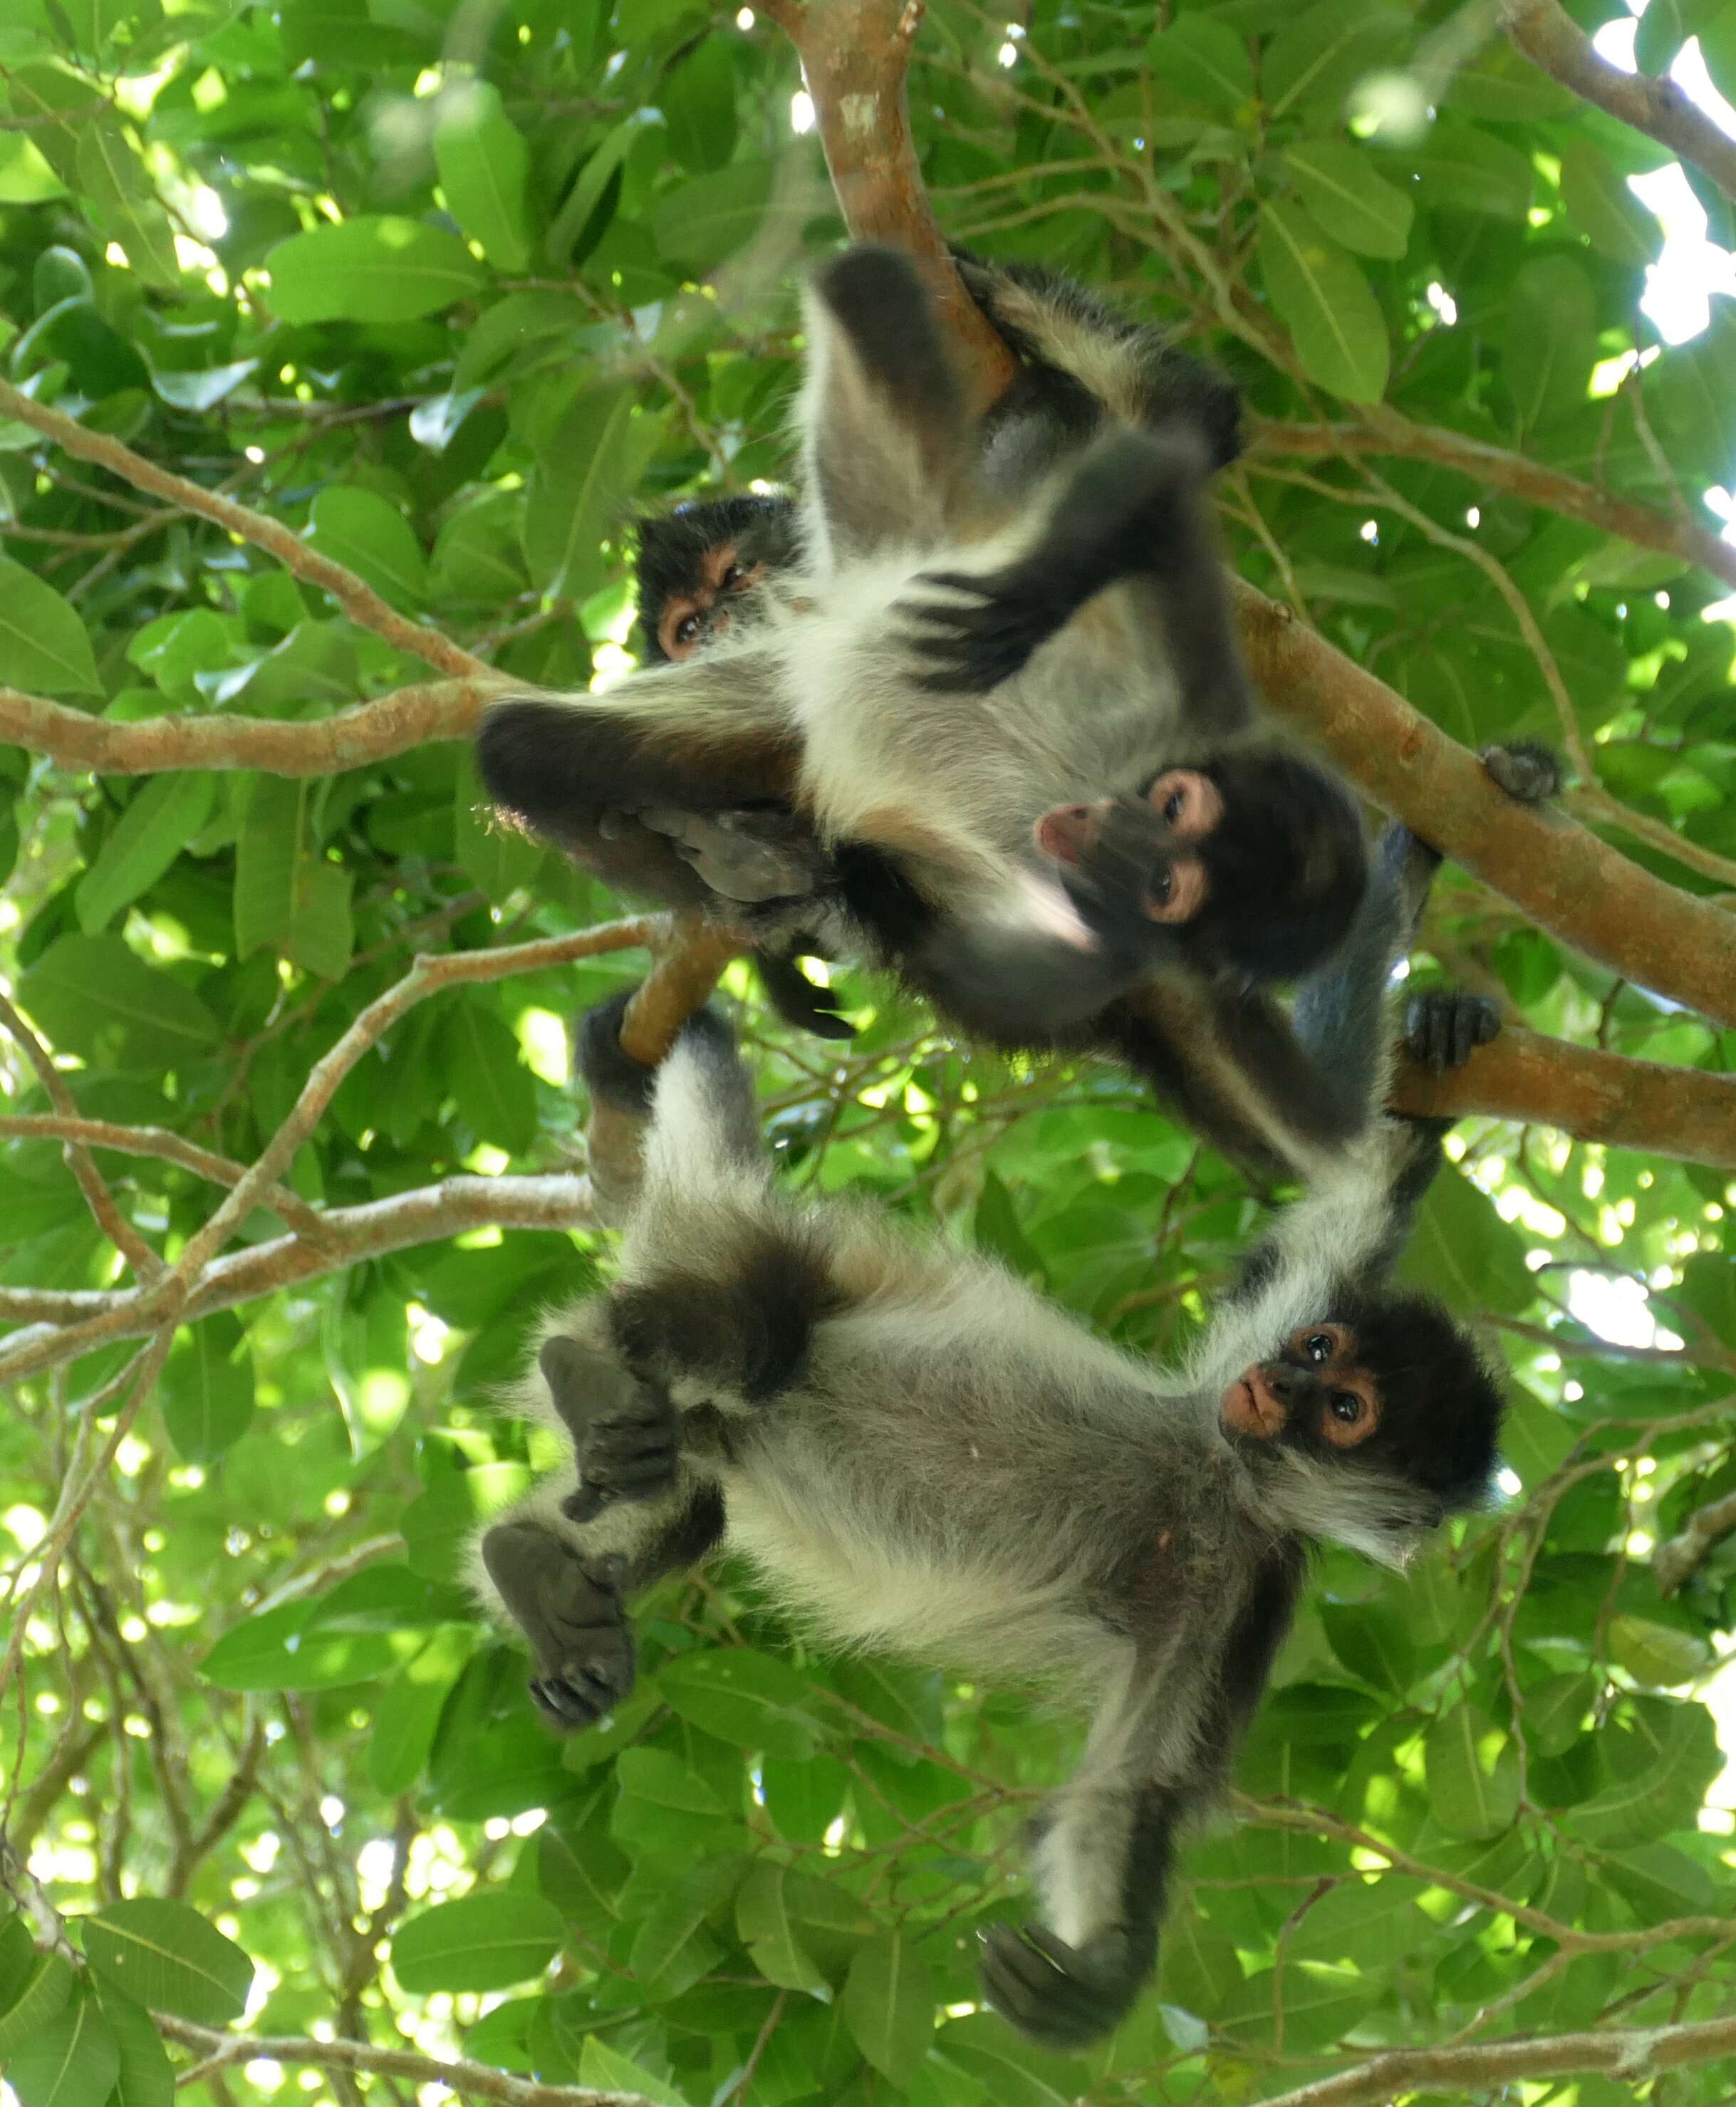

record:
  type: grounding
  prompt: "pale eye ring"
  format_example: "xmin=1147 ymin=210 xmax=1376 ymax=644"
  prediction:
xmin=1329 ymin=1390 xmax=1361 ymax=1423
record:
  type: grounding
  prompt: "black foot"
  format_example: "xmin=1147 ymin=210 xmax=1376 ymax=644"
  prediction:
xmin=1404 ymin=990 xmax=1500 ymax=1074
xmin=541 ymin=1336 xmax=680 ymax=1522
xmin=1482 ymin=741 xmax=1561 ymax=804
xmin=578 ymin=990 xmax=657 ymax=1115
xmin=904 ymin=564 xmax=1063 ymax=692
xmin=639 ymin=805 xmax=829 ymax=905
xmin=479 ymin=1524 xmax=635 ymax=1732
xmin=978 ymin=1922 xmax=1148 ymax=2050
xmin=755 ymin=950 xmax=856 ymax=1041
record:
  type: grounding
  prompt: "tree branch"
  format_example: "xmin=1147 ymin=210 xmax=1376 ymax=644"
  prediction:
xmin=1235 ymin=586 xmax=1736 ymax=1031
xmin=1653 ymin=1487 xmax=1736 ymax=1593
xmin=1392 ymin=1026 xmax=1736 ymax=1169
xmin=1253 ymin=414 xmax=1736 ymax=597
xmin=0 ymin=380 xmax=491 ymax=683
xmin=1249 ymin=2009 xmax=1736 ymax=2107
xmin=1500 ymin=0 xmax=1736 ymax=207
xmin=154 ymin=2013 xmax=656 ymax=2107
xmin=0 ymin=677 xmax=492 ymax=776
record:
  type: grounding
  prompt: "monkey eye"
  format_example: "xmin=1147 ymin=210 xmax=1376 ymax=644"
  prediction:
xmin=1329 ymin=1391 xmax=1361 ymax=1423
xmin=675 ymin=613 xmax=703 ymax=645
xmin=1161 ymin=787 xmax=1185 ymax=823
xmin=722 ymin=561 xmax=748 ymax=591
xmin=1305 ymin=1331 xmax=1334 ymax=1363
xmin=1141 ymin=857 xmax=1205 ymax=924
xmin=1148 ymin=863 xmax=1174 ymax=907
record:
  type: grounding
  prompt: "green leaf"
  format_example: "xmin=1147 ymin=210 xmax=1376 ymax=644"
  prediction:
xmin=658 ymin=1648 xmax=823 ymax=1759
xmin=1257 ymin=198 xmax=1389 ymax=403
xmin=0 ymin=1920 xmax=75 ymax=2054
xmin=546 ymin=115 xmax=654 ymax=266
xmin=74 ymin=774 xmax=214 ymax=935
xmin=1415 ymin=123 xmax=1535 ymax=220
xmin=1504 ymin=256 xmax=1598 ymax=430
xmin=523 ymin=385 xmax=652 ymax=600
xmin=435 ymin=80 xmax=532 ymax=272
xmin=391 ymin=1893 xmax=565 ymax=1994
xmin=1607 ymin=1614 xmax=1712 ymax=1689
xmin=438 ymin=1001 xmax=537 ymax=1155
xmin=1571 ymin=1702 xmax=1722 ymax=1846
xmin=6 ymin=1991 xmax=119 ymax=2107
xmin=578 ymin=2039 xmax=692 ymax=2107
xmin=90 ymin=1986 xmax=174 ymax=2107
xmin=1559 ymin=140 xmax=1658 ymax=265
xmin=305 ymin=487 xmax=428 ymax=612
xmin=628 ymin=1853 xmax=747 ymax=1995
xmin=650 ymin=160 xmax=780 ymax=274
xmin=0 ymin=553 xmax=101 ymax=695
xmin=1319 ymin=1600 xmax=1415 ymax=1694
xmin=1599 ymin=1841 xmax=1715 ymax=1922
xmin=265 ymin=216 xmax=487 ymax=323
xmin=17 ymin=933 xmax=217 ymax=1068
xmin=938 ymin=2012 xmax=1076 ymax=2107
xmin=1148 ymin=16 xmax=1254 ymax=115
xmin=612 ymin=1747 xmax=740 ymax=1863
xmin=200 ymin=1600 xmax=401 ymax=1692
xmin=81 ymin=1900 xmax=253 ymax=2024
xmin=368 ymin=1626 xmax=474 ymax=1795
xmin=1398 ymin=1162 xmax=1533 ymax=1316
xmin=735 ymin=1861 xmax=831 ymax=1992
xmin=455 ymin=750 xmax=544 ymax=900
xmin=1283 ymin=140 xmax=1413 ymax=259
xmin=842 ymin=1932 xmax=934 ymax=2088
xmin=234 ymin=777 xmax=353 ymax=980
xmin=1522 ymin=1671 xmax=1596 ymax=1758
xmin=75 ymin=115 xmax=178 ymax=287
xmin=1262 ymin=1 xmax=1405 ymax=120
xmin=662 ymin=38 xmax=739 ymax=172
xmin=1425 ymin=1703 xmax=1520 ymax=1841
xmin=160 ymin=1311 xmax=256 ymax=1464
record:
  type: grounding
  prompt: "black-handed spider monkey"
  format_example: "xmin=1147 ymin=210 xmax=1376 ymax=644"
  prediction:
xmin=467 ymin=813 xmax=1505 ymax=2051
xmin=479 ymin=246 xmax=1375 ymax=1175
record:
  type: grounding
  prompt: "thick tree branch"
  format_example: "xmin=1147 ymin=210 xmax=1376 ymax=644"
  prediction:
xmin=1500 ymin=0 xmax=1736 ymax=207
xmin=1249 ymin=2009 xmax=1736 ymax=2107
xmin=1653 ymin=1487 xmax=1736 ymax=1593
xmin=0 ymin=678 xmax=492 ymax=776
xmin=1235 ymin=587 xmax=1736 ymax=1031
xmin=0 ymin=379 xmax=490 ymax=683
xmin=1255 ymin=412 xmax=1736 ymax=596
xmin=154 ymin=2014 xmax=654 ymax=2107
xmin=1393 ymin=1027 xmax=1736 ymax=1169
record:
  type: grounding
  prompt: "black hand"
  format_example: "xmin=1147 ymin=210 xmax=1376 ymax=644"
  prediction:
xmin=1481 ymin=741 xmax=1562 ymax=804
xmin=977 ymin=1922 xmax=1149 ymax=2049
xmin=904 ymin=566 xmax=1066 ymax=693
xmin=1403 ymin=991 xmax=1500 ymax=1075
xmin=541 ymin=1337 xmax=681 ymax=1520
xmin=479 ymin=1526 xmax=636 ymax=1732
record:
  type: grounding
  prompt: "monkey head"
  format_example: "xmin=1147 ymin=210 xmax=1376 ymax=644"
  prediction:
xmin=635 ymin=493 xmax=799 ymax=663
xmin=1034 ymin=749 xmax=1367 ymax=987
xmin=1221 ymin=1294 xmax=1505 ymax=1549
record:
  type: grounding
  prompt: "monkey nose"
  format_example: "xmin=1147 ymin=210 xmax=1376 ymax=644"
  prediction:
xmin=1222 ymin=1371 xmax=1286 ymax=1440
xmin=1034 ymin=803 xmax=1096 ymax=867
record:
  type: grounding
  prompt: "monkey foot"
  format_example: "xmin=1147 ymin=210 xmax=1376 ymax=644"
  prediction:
xmin=977 ymin=1921 xmax=1147 ymax=2049
xmin=638 ymin=806 xmax=828 ymax=904
xmin=540 ymin=1336 xmax=681 ymax=1523
xmin=1403 ymin=992 xmax=1500 ymax=1074
xmin=479 ymin=1526 xmax=637 ymax=1732
xmin=1481 ymin=741 xmax=1561 ymax=804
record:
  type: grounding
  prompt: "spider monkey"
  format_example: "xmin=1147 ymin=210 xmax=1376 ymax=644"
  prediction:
xmin=478 ymin=246 xmax=1376 ymax=1177
xmin=467 ymin=814 xmax=1504 ymax=2050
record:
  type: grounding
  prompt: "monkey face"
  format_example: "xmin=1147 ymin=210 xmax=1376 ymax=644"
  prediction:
xmin=1220 ymin=1323 xmax=1383 ymax=1455
xmin=1033 ymin=768 xmax=1222 ymax=938
xmin=658 ymin=544 xmax=766 ymax=660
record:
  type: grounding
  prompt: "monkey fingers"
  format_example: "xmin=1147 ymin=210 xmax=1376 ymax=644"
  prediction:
xmin=1403 ymin=991 xmax=1501 ymax=1075
xmin=903 ymin=567 xmax=1063 ymax=693
xmin=639 ymin=806 xmax=830 ymax=903
xmin=479 ymin=1525 xmax=636 ymax=1732
xmin=541 ymin=1336 xmax=682 ymax=1519
xmin=977 ymin=1921 xmax=1145 ymax=2049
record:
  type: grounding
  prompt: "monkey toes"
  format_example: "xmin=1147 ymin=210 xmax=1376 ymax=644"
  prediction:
xmin=540 ymin=1336 xmax=681 ymax=1522
xmin=978 ymin=1921 xmax=1147 ymax=2049
xmin=1404 ymin=992 xmax=1500 ymax=1075
xmin=479 ymin=1524 xmax=635 ymax=1732
xmin=638 ymin=806 xmax=828 ymax=905
xmin=1481 ymin=741 xmax=1562 ymax=804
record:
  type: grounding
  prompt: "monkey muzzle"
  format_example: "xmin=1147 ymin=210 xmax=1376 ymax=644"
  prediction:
xmin=1221 ymin=1368 xmax=1288 ymax=1441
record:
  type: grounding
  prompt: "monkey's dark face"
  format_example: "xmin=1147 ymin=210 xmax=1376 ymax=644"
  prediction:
xmin=1033 ymin=768 xmax=1221 ymax=932
xmin=1032 ymin=753 xmax=1366 ymax=986
xmin=1222 ymin=1323 xmax=1382 ymax=1457
xmin=656 ymin=543 xmax=766 ymax=661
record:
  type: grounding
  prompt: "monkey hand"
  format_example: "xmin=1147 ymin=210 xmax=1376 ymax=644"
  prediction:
xmin=977 ymin=1920 xmax=1152 ymax=2049
xmin=541 ymin=1337 xmax=682 ymax=1521
xmin=479 ymin=1524 xmax=636 ymax=1732
xmin=1403 ymin=990 xmax=1501 ymax=1075
xmin=1481 ymin=740 xmax=1562 ymax=804
xmin=903 ymin=563 xmax=1063 ymax=693
xmin=638 ymin=806 xmax=829 ymax=903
